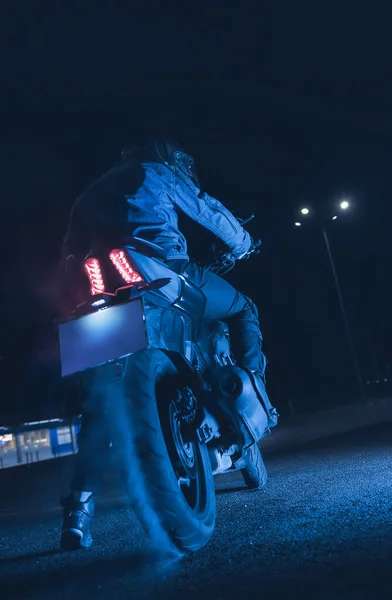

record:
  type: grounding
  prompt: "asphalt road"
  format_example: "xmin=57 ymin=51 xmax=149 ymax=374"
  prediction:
xmin=1 ymin=423 xmax=391 ymax=600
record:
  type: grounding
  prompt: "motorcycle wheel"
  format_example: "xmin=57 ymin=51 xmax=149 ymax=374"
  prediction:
xmin=115 ymin=348 xmax=216 ymax=554
xmin=240 ymin=443 xmax=268 ymax=489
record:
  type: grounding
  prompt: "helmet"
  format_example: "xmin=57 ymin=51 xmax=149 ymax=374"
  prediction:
xmin=122 ymin=136 xmax=200 ymax=188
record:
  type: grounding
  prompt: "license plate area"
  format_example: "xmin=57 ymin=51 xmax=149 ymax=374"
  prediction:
xmin=59 ymin=298 xmax=148 ymax=377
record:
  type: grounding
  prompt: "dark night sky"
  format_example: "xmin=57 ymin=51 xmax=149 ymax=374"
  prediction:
xmin=1 ymin=1 xmax=391 ymax=421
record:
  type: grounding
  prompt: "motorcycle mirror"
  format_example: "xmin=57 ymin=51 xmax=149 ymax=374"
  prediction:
xmin=231 ymin=208 xmax=255 ymax=226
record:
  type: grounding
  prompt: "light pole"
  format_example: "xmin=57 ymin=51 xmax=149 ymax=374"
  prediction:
xmin=295 ymin=201 xmax=367 ymax=401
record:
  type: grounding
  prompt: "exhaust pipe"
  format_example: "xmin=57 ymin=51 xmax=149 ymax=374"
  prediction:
xmin=213 ymin=366 xmax=269 ymax=446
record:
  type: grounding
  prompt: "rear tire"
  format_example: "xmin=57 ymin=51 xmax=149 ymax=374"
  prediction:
xmin=112 ymin=348 xmax=216 ymax=554
xmin=241 ymin=443 xmax=268 ymax=489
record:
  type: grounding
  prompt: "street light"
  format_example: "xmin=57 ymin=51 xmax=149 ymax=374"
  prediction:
xmin=294 ymin=199 xmax=366 ymax=401
xmin=301 ymin=207 xmax=310 ymax=215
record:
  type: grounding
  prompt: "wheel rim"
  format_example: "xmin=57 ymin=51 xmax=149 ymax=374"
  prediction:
xmin=162 ymin=398 xmax=209 ymax=518
xmin=170 ymin=405 xmax=196 ymax=478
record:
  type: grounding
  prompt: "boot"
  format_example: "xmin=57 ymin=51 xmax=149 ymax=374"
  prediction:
xmin=60 ymin=492 xmax=95 ymax=550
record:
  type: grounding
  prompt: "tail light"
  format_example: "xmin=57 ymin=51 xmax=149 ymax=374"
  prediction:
xmin=109 ymin=249 xmax=143 ymax=284
xmin=83 ymin=250 xmax=143 ymax=301
xmin=84 ymin=258 xmax=105 ymax=295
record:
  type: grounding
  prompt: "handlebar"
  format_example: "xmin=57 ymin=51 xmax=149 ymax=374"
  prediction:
xmin=238 ymin=212 xmax=255 ymax=227
xmin=230 ymin=208 xmax=255 ymax=227
xmin=204 ymin=208 xmax=260 ymax=276
xmin=206 ymin=238 xmax=262 ymax=276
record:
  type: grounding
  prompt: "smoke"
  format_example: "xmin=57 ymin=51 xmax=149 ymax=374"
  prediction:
xmin=98 ymin=374 xmax=182 ymax=557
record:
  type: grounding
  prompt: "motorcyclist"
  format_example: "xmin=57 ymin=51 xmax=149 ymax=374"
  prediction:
xmin=59 ymin=136 xmax=278 ymax=550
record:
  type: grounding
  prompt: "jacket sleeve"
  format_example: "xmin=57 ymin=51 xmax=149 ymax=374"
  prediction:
xmin=170 ymin=172 xmax=251 ymax=257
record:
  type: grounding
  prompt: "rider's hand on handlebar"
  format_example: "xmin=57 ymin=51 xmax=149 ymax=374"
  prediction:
xmin=234 ymin=238 xmax=262 ymax=261
xmin=245 ymin=238 xmax=262 ymax=258
xmin=207 ymin=237 xmax=261 ymax=275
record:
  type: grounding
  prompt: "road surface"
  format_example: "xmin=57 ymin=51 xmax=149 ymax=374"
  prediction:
xmin=0 ymin=423 xmax=391 ymax=600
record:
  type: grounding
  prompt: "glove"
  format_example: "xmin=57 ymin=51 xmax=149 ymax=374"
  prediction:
xmin=233 ymin=238 xmax=262 ymax=260
xmin=245 ymin=238 xmax=262 ymax=258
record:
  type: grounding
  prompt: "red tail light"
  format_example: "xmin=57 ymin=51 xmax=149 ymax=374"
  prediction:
xmin=109 ymin=249 xmax=143 ymax=284
xmin=84 ymin=258 xmax=105 ymax=295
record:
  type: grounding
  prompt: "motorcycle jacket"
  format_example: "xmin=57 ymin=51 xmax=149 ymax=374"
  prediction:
xmin=62 ymin=151 xmax=251 ymax=263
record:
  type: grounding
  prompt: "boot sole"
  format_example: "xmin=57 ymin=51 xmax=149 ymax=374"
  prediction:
xmin=61 ymin=528 xmax=92 ymax=550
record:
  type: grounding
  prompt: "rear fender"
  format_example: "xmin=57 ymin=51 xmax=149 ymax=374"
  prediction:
xmin=126 ymin=249 xmax=182 ymax=305
xmin=126 ymin=249 xmax=206 ymax=319
xmin=143 ymin=304 xmax=193 ymax=360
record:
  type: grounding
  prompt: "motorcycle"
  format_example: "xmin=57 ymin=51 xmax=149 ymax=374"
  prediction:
xmin=58 ymin=211 xmax=275 ymax=553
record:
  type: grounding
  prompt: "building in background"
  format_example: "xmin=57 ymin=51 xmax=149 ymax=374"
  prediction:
xmin=0 ymin=418 xmax=81 ymax=469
